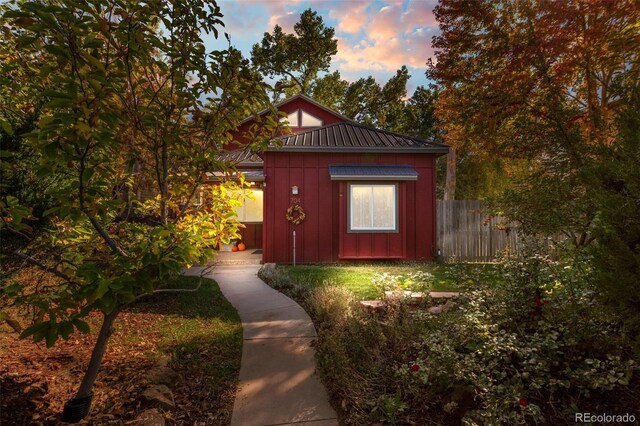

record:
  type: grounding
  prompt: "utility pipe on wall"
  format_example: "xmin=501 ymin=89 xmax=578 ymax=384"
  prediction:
xmin=293 ymin=229 xmax=296 ymax=267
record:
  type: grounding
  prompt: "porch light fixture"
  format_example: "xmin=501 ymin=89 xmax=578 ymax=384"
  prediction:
xmin=291 ymin=185 xmax=299 ymax=195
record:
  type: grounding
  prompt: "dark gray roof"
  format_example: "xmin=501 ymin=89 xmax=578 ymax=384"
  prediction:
xmin=269 ymin=122 xmax=449 ymax=154
xmin=216 ymin=149 xmax=263 ymax=166
xmin=329 ymin=164 xmax=418 ymax=181
xmin=206 ymin=170 xmax=265 ymax=182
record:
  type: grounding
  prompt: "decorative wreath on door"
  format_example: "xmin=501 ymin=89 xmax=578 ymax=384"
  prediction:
xmin=286 ymin=204 xmax=306 ymax=225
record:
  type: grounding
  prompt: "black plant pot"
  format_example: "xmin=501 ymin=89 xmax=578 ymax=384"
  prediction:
xmin=61 ymin=393 xmax=93 ymax=423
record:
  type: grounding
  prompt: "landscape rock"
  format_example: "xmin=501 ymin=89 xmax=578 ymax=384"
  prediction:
xmin=428 ymin=300 xmax=456 ymax=315
xmin=428 ymin=305 xmax=444 ymax=314
xmin=429 ymin=291 xmax=461 ymax=298
xmin=142 ymin=385 xmax=175 ymax=410
xmin=258 ymin=263 xmax=277 ymax=281
xmin=132 ymin=408 xmax=165 ymax=426
xmin=360 ymin=300 xmax=386 ymax=312
xmin=146 ymin=365 xmax=180 ymax=386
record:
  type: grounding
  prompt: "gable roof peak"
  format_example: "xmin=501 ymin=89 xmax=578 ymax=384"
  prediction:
xmin=239 ymin=93 xmax=352 ymax=126
xmin=275 ymin=93 xmax=353 ymax=122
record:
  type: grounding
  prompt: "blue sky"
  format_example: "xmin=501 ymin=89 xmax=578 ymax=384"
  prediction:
xmin=207 ymin=0 xmax=440 ymax=95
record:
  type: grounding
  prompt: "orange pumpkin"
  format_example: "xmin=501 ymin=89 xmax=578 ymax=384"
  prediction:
xmin=237 ymin=242 xmax=246 ymax=251
xmin=231 ymin=245 xmax=238 ymax=252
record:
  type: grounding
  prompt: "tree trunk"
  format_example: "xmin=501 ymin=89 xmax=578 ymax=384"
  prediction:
xmin=74 ymin=306 xmax=120 ymax=399
xmin=160 ymin=137 xmax=168 ymax=224
xmin=444 ymin=147 xmax=457 ymax=200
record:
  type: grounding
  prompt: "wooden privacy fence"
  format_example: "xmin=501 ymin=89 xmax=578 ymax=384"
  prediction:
xmin=437 ymin=200 xmax=518 ymax=262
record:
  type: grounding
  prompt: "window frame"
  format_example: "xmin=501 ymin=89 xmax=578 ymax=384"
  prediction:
xmin=278 ymin=109 xmax=324 ymax=128
xmin=347 ymin=182 xmax=399 ymax=233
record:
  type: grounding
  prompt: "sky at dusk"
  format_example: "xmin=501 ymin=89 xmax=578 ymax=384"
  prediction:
xmin=208 ymin=0 xmax=440 ymax=95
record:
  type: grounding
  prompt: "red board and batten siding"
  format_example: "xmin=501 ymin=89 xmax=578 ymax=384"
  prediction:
xmin=262 ymin=151 xmax=437 ymax=264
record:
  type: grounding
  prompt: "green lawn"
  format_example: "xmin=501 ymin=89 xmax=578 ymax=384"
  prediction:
xmin=277 ymin=262 xmax=501 ymax=299
xmin=127 ymin=276 xmax=242 ymax=398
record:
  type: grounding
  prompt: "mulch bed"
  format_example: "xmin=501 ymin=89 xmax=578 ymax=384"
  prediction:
xmin=0 ymin=308 xmax=234 ymax=425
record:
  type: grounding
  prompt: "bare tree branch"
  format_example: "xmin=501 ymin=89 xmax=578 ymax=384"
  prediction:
xmin=14 ymin=251 xmax=74 ymax=282
xmin=84 ymin=211 xmax=128 ymax=257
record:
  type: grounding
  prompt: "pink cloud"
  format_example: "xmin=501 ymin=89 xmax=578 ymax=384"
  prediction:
xmin=332 ymin=0 xmax=438 ymax=75
xmin=268 ymin=11 xmax=299 ymax=33
xmin=403 ymin=0 xmax=438 ymax=30
xmin=368 ymin=4 xmax=402 ymax=41
xmin=218 ymin=0 xmax=440 ymax=83
xmin=329 ymin=1 xmax=370 ymax=34
xmin=335 ymin=35 xmax=432 ymax=74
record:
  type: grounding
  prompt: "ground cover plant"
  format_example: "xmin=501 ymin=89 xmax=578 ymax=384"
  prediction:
xmin=0 ymin=274 xmax=241 ymax=425
xmin=261 ymin=245 xmax=639 ymax=425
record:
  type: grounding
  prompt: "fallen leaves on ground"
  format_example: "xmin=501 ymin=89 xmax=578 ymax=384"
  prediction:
xmin=0 ymin=294 xmax=240 ymax=425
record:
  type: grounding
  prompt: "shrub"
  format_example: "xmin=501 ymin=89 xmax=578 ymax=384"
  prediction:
xmin=403 ymin=242 xmax=637 ymax=424
xmin=308 ymin=286 xmax=354 ymax=328
xmin=259 ymin=249 xmax=638 ymax=425
xmin=310 ymin=288 xmax=426 ymax=425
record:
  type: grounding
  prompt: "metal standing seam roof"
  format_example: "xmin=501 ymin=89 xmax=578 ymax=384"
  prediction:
xmin=216 ymin=149 xmax=263 ymax=165
xmin=329 ymin=164 xmax=418 ymax=181
xmin=269 ymin=122 xmax=449 ymax=154
xmin=211 ymin=149 xmax=264 ymax=182
xmin=205 ymin=170 xmax=265 ymax=182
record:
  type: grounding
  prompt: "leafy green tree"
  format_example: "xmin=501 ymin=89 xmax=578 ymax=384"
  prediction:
xmin=378 ymin=66 xmax=410 ymax=132
xmin=588 ymin=88 xmax=640 ymax=351
xmin=0 ymin=0 xmax=275 ymax=419
xmin=401 ymin=87 xmax=454 ymax=198
xmin=342 ymin=76 xmax=382 ymax=126
xmin=336 ymin=66 xmax=412 ymax=130
xmin=402 ymin=87 xmax=440 ymax=140
xmin=0 ymin=15 xmax=64 ymax=216
xmin=309 ymin=70 xmax=349 ymax=111
xmin=251 ymin=8 xmax=337 ymax=98
xmin=429 ymin=0 xmax=639 ymax=237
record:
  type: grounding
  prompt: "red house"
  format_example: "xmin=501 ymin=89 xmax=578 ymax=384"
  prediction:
xmin=225 ymin=94 xmax=448 ymax=264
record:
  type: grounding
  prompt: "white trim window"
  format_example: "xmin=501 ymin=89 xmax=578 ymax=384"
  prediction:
xmin=300 ymin=110 xmax=323 ymax=127
xmin=349 ymin=184 xmax=397 ymax=232
xmin=231 ymin=189 xmax=263 ymax=223
xmin=278 ymin=109 xmax=324 ymax=127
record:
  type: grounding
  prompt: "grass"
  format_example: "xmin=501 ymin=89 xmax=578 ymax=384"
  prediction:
xmin=0 ymin=274 xmax=241 ymax=425
xmin=277 ymin=262 xmax=501 ymax=299
xmin=128 ymin=276 xmax=242 ymax=399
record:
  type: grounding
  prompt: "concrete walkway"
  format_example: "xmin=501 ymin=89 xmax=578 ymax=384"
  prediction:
xmin=198 ymin=265 xmax=338 ymax=426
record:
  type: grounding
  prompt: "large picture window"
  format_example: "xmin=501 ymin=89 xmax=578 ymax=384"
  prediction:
xmin=231 ymin=189 xmax=263 ymax=223
xmin=349 ymin=184 xmax=397 ymax=232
